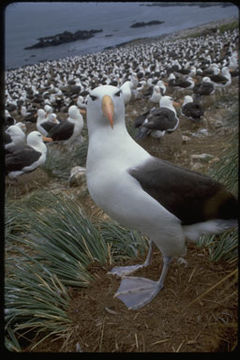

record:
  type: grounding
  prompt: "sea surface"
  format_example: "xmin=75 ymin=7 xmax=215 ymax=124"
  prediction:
xmin=4 ymin=2 xmax=239 ymax=70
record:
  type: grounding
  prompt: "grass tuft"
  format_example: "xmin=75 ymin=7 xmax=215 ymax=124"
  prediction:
xmin=5 ymin=191 xmax=147 ymax=350
xmin=197 ymin=104 xmax=238 ymax=264
xmin=43 ymin=138 xmax=88 ymax=180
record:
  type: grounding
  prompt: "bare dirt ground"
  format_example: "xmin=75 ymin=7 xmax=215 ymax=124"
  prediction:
xmin=26 ymin=244 xmax=237 ymax=353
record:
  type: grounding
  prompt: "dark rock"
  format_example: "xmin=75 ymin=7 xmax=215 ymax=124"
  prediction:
xmin=24 ymin=29 xmax=103 ymax=50
xmin=130 ymin=20 xmax=164 ymax=28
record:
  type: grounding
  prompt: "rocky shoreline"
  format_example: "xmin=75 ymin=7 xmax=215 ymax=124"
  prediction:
xmin=10 ymin=16 xmax=237 ymax=70
xmin=130 ymin=20 xmax=164 ymax=28
xmin=104 ymin=17 xmax=237 ymax=51
xmin=24 ymin=29 xmax=102 ymax=50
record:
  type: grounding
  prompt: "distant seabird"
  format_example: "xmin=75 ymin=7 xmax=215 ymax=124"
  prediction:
xmin=181 ymin=95 xmax=204 ymax=121
xmin=193 ymin=76 xmax=215 ymax=96
xmin=172 ymin=75 xmax=195 ymax=90
xmin=149 ymin=85 xmax=162 ymax=104
xmin=37 ymin=108 xmax=60 ymax=136
xmin=86 ymin=85 xmax=238 ymax=310
xmin=4 ymin=110 xmax=16 ymax=128
xmin=4 ymin=123 xmax=26 ymax=153
xmin=136 ymin=96 xmax=179 ymax=139
xmin=20 ymin=105 xmax=37 ymax=123
xmin=6 ymin=131 xmax=52 ymax=179
xmin=47 ymin=105 xmax=84 ymax=145
xmin=120 ymin=80 xmax=133 ymax=104
xmin=44 ymin=104 xmax=54 ymax=120
xmin=77 ymin=95 xmax=87 ymax=109
xmin=156 ymin=80 xmax=167 ymax=96
xmin=209 ymin=66 xmax=231 ymax=87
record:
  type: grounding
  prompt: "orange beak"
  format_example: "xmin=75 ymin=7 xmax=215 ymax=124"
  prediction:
xmin=42 ymin=136 xmax=53 ymax=142
xmin=80 ymin=108 xmax=86 ymax=115
xmin=102 ymin=95 xmax=114 ymax=129
xmin=173 ymin=101 xmax=181 ymax=108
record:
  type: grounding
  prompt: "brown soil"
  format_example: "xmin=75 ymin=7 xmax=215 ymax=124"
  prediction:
xmin=27 ymin=244 xmax=238 ymax=353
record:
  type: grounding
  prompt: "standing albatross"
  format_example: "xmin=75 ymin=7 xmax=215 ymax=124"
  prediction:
xmin=86 ymin=85 xmax=238 ymax=310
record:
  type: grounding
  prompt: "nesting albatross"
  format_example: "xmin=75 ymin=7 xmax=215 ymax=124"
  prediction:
xmin=135 ymin=96 xmax=179 ymax=139
xmin=181 ymin=95 xmax=204 ymax=121
xmin=4 ymin=123 xmax=26 ymax=154
xmin=47 ymin=105 xmax=84 ymax=145
xmin=6 ymin=131 xmax=52 ymax=179
xmin=86 ymin=86 xmax=237 ymax=311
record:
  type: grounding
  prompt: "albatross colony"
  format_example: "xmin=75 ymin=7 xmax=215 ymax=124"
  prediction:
xmin=86 ymin=85 xmax=238 ymax=310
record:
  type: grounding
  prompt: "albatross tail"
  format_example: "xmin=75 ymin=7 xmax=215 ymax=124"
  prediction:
xmin=183 ymin=219 xmax=238 ymax=242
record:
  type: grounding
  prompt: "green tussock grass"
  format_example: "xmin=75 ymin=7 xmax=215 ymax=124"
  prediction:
xmin=5 ymin=257 xmax=71 ymax=352
xmin=197 ymin=103 xmax=238 ymax=264
xmin=43 ymin=137 xmax=88 ymax=180
xmin=181 ymin=19 xmax=239 ymax=39
xmin=5 ymin=191 xmax=147 ymax=350
xmin=218 ymin=20 xmax=239 ymax=33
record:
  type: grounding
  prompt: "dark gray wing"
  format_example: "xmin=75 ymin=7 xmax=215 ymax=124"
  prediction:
xmin=5 ymin=117 xmax=15 ymax=127
xmin=175 ymin=79 xmax=192 ymax=88
xmin=134 ymin=110 xmax=150 ymax=128
xmin=48 ymin=121 xmax=74 ymax=141
xmin=196 ymin=82 xmax=214 ymax=95
xmin=128 ymin=157 xmax=237 ymax=225
xmin=142 ymin=86 xmax=153 ymax=98
xmin=143 ymin=108 xmax=177 ymax=131
xmin=6 ymin=146 xmax=41 ymax=173
xmin=4 ymin=132 xmax=11 ymax=145
xmin=41 ymin=121 xmax=58 ymax=133
xmin=210 ymin=74 xmax=228 ymax=84
xmin=182 ymin=103 xmax=204 ymax=119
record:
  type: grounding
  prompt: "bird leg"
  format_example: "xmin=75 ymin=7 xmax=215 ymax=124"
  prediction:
xmin=108 ymin=241 xmax=153 ymax=277
xmin=114 ymin=256 xmax=172 ymax=310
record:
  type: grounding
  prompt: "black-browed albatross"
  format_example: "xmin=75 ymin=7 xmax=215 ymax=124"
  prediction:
xmin=6 ymin=131 xmax=52 ymax=179
xmin=47 ymin=105 xmax=84 ymax=145
xmin=135 ymin=96 xmax=179 ymax=139
xmin=86 ymin=85 xmax=238 ymax=310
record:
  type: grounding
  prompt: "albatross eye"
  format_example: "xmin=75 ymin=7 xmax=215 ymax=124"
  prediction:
xmin=89 ymin=94 xmax=98 ymax=101
xmin=115 ymin=90 xmax=122 ymax=97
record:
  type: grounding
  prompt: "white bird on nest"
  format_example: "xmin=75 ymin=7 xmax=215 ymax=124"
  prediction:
xmin=47 ymin=105 xmax=84 ymax=146
xmin=120 ymin=80 xmax=133 ymax=105
xmin=4 ymin=123 xmax=26 ymax=153
xmin=6 ymin=131 xmax=52 ymax=180
xmin=85 ymin=85 xmax=238 ymax=310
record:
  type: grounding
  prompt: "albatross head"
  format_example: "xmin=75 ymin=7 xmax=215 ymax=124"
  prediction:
xmin=37 ymin=109 xmax=46 ymax=121
xmin=87 ymin=85 xmax=125 ymax=132
xmin=27 ymin=131 xmax=52 ymax=149
xmin=182 ymin=95 xmax=193 ymax=106
xmin=68 ymin=105 xmax=82 ymax=120
xmin=160 ymin=95 xmax=179 ymax=109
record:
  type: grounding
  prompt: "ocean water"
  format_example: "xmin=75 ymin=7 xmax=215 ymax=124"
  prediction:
xmin=4 ymin=2 xmax=239 ymax=70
